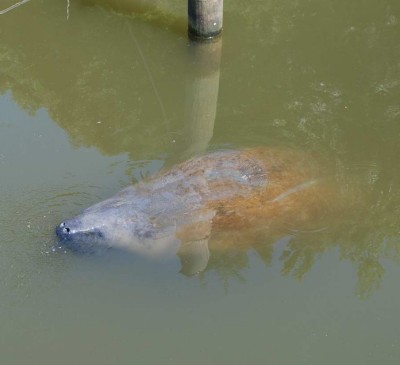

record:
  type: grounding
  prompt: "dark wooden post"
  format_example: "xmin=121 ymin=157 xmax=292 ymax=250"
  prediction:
xmin=188 ymin=0 xmax=223 ymax=40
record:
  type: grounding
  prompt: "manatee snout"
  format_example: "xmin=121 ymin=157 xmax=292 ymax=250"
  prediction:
xmin=56 ymin=222 xmax=71 ymax=240
xmin=55 ymin=196 xmax=161 ymax=255
xmin=56 ymin=220 xmax=104 ymax=253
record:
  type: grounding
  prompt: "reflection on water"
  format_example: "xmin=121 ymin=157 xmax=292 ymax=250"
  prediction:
xmin=1 ymin=0 xmax=400 ymax=363
xmin=202 ymin=176 xmax=400 ymax=299
xmin=0 ymin=0 xmax=399 ymax=296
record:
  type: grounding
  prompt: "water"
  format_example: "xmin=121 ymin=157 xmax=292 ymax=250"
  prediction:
xmin=1 ymin=0 xmax=400 ymax=363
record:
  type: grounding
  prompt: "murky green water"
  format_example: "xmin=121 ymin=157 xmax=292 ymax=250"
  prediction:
xmin=1 ymin=0 xmax=400 ymax=363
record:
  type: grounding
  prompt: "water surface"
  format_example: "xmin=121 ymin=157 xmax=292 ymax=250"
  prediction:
xmin=1 ymin=0 xmax=400 ymax=364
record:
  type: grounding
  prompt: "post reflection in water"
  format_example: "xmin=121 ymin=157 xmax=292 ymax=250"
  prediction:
xmin=183 ymin=37 xmax=222 ymax=157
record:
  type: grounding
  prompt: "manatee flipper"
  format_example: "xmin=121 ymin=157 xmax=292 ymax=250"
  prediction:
xmin=177 ymin=238 xmax=210 ymax=276
xmin=175 ymin=208 xmax=215 ymax=275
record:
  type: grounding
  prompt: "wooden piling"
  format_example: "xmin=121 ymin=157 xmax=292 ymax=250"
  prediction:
xmin=188 ymin=0 xmax=223 ymax=40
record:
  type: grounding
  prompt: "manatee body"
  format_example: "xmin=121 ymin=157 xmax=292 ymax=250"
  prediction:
xmin=56 ymin=148 xmax=333 ymax=274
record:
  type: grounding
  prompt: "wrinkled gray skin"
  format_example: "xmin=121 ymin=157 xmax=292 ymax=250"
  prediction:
xmin=56 ymin=150 xmax=268 ymax=274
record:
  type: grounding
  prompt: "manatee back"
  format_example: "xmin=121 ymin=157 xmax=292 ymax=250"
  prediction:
xmin=148 ymin=149 xmax=269 ymax=203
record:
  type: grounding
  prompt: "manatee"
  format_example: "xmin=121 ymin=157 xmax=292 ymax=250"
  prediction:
xmin=56 ymin=147 xmax=335 ymax=275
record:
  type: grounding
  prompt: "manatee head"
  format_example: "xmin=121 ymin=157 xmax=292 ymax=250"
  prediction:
xmin=56 ymin=188 xmax=159 ymax=254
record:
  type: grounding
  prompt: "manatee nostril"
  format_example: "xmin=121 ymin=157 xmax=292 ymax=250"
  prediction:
xmin=56 ymin=222 xmax=72 ymax=240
